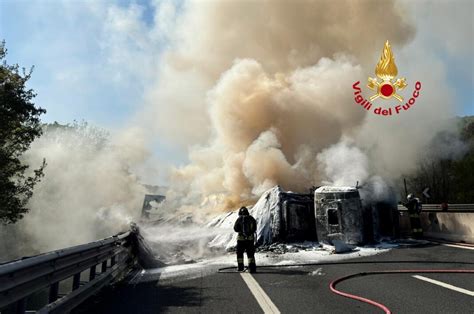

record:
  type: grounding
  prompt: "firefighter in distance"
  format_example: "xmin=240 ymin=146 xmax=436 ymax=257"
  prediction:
xmin=404 ymin=193 xmax=423 ymax=238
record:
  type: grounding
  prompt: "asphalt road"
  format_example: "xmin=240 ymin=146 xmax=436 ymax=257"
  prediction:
xmin=74 ymin=243 xmax=474 ymax=314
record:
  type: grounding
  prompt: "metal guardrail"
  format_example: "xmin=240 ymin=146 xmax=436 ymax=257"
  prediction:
xmin=0 ymin=228 xmax=139 ymax=314
xmin=397 ymin=204 xmax=474 ymax=212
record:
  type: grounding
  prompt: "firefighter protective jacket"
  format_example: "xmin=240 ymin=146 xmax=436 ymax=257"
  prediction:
xmin=234 ymin=215 xmax=257 ymax=241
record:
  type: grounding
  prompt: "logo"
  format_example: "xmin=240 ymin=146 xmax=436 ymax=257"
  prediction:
xmin=352 ymin=40 xmax=422 ymax=116
xmin=368 ymin=40 xmax=407 ymax=102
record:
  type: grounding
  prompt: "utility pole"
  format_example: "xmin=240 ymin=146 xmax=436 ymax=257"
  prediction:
xmin=404 ymin=178 xmax=408 ymax=198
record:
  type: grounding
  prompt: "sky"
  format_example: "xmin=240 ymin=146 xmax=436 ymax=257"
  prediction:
xmin=0 ymin=0 xmax=473 ymax=167
xmin=1 ymin=0 xmax=164 ymax=127
xmin=1 ymin=0 xmax=188 ymax=164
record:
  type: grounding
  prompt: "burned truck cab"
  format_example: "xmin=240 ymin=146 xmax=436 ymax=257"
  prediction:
xmin=314 ymin=186 xmax=366 ymax=245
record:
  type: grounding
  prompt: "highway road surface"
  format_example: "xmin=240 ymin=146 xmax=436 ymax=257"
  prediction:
xmin=74 ymin=243 xmax=474 ymax=314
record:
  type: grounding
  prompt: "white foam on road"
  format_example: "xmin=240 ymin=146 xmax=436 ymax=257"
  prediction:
xmin=131 ymin=244 xmax=391 ymax=284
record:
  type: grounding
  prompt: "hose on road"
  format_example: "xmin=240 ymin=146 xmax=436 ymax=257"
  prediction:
xmin=329 ymin=269 xmax=474 ymax=314
xmin=218 ymin=260 xmax=474 ymax=313
xmin=217 ymin=259 xmax=474 ymax=273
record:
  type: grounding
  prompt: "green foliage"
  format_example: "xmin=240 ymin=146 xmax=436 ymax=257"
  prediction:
xmin=0 ymin=41 xmax=46 ymax=224
xmin=43 ymin=120 xmax=109 ymax=149
xmin=450 ymin=116 xmax=474 ymax=202
xmin=403 ymin=116 xmax=474 ymax=203
xmin=459 ymin=116 xmax=474 ymax=141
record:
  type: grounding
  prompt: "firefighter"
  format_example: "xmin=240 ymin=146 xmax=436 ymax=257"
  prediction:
xmin=234 ymin=206 xmax=257 ymax=273
xmin=404 ymin=194 xmax=423 ymax=238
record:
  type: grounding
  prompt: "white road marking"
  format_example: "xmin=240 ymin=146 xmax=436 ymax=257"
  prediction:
xmin=413 ymin=275 xmax=474 ymax=297
xmin=240 ymin=272 xmax=281 ymax=314
xmin=441 ymin=243 xmax=474 ymax=251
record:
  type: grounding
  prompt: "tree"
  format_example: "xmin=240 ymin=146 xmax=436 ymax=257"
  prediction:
xmin=0 ymin=41 xmax=46 ymax=224
xmin=401 ymin=116 xmax=474 ymax=204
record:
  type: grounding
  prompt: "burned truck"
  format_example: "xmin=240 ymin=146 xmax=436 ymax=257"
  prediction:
xmin=216 ymin=184 xmax=401 ymax=250
xmin=247 ymin=186 xmax=317 ymax=246
xmin=314 ymin=186 xmax=366 ymax=245
xmin=278 ymin=190 xmax=317 ymax=243
xmin=236 ymin=185 xmax=369 ymax=246
xmin=209 ymin=183 xmax=402 ymax=250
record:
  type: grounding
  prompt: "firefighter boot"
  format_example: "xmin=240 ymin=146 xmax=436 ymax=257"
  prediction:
xmin=237 ymin=258 xmax=244 ymax=271
xmin=249 ymin=263 xmax=256 ymax=273
xmin=248 ymin=257 xmax=256 ymax=273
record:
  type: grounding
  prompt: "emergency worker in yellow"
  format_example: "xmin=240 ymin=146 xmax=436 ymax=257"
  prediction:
xmin=234 ymin=207 xmax=257 ymax=273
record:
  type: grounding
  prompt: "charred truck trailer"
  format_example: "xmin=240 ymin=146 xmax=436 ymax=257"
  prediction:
xmin=270 ymin=186 xmax=399 ymax=245
xmin=273 ymin=190 xmax=317 ymax=243
xmin=141 ymin=186 xmax=400 ymax=245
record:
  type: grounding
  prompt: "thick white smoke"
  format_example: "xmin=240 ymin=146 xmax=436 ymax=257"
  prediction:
xmin=138 ymin=0 xmax=422 ymax=216
xmin=141 ymin=0 xmax=415 ymax=146
xmin=3 ymin=0 xmax=470 ymax=258
xmin=0 ymin=123 xmax=148 ymax=258
xmin=317 ymin=139 xmax=370 ymax=187
xmin=166 ymin=57 xmax=368 ymax=214
xmin=125 ymin=0 xmax=468 ymax=218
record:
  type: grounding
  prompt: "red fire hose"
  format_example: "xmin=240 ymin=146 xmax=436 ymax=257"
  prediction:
xmin=329 ymin=269 xmax=474 ymax=314
xmin=218 ymin=245 xmax=474 ymax=314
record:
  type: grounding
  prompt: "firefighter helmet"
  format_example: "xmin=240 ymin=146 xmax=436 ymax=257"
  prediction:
xmin=239 ymin=207 xmax=249 ymax=216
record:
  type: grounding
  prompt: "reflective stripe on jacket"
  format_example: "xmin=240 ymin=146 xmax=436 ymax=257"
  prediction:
xmin=237 ymin=234 xmax=255 ymax=241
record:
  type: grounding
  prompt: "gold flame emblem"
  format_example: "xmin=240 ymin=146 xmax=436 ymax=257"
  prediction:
xmin=368 ymin=40 xmax=407 ymax=102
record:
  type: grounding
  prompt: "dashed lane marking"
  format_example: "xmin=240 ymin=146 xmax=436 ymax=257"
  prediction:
xmin=240 ymin=272 xmax=281 ymax=314
xmin=413 ymin=275 xmax=474 ymax=297
xmin=441 ymin=243 xmax=474 ymax=251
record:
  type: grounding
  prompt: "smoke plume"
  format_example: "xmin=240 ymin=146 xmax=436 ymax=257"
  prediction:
xmin=139 ymin=0 xmax=427 ymax=217
xmin=0 ymin=123 xmax=148 ymax=259
xmin=3 ymin=0 xmax=470 ymax=258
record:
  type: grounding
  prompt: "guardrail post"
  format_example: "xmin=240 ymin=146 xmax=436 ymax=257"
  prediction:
xmin=72 ymin=272 xmax=81 ymax=290
xmin=49 ymin=282 xmax=59 ymax=303
xmin=101 ymin=260 xmax=107 ymax=273
xmin=89 ymin=265 xmax=96 ymax=281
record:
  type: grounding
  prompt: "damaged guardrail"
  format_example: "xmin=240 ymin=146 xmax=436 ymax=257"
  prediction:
xmin=0 ymin=224 xmax=157 ymax=314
